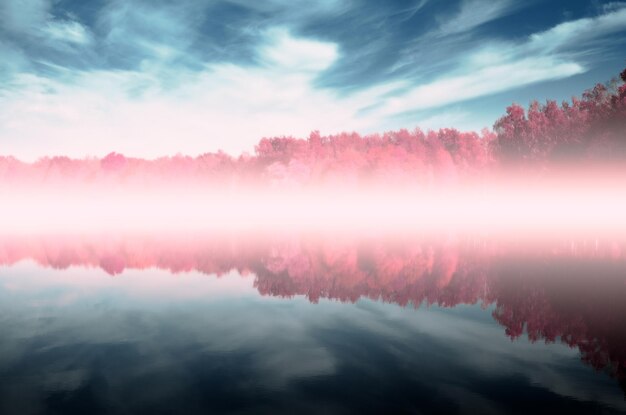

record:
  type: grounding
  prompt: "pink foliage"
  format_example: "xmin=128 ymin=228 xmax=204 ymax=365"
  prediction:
xmin=1 ymin=233 xmax=625 ymax=387
xmin=0 ymin=68 xmax=623 ymax=187
xmin=0 ymin=128 xmax=496 ymax=188
xmin=494 ymin=67 xmax=626 ymax=164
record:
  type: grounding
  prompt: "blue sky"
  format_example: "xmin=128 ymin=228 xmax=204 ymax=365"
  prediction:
xmin=0 ymin=0 xmax=625 ymax=160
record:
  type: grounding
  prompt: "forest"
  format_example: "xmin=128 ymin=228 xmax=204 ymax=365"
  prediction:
xmin=1 ymin=68 xmax=624 ymax=188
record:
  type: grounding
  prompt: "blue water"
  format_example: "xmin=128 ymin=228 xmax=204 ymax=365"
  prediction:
xmin=0 ymin=255 xmax=624 ymax=414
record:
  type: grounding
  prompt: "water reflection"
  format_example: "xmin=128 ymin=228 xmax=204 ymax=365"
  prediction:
xmin=0 ymin=233 xmax=625 ymax=414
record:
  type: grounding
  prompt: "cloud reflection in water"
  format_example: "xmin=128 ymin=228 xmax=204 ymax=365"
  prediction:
xmin=0 ymin=232 xmax=625 ymax=414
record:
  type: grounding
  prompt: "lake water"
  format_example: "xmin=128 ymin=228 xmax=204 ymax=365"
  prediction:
xmin=0 ymin=234 xmax=624 ymax=414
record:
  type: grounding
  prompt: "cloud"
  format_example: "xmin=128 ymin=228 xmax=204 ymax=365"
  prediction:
xmin=0 ymin=0 xmax=92 ymax=52
xmin=437 ymin=0 xmax=519 ymax=35
xmin=0 ymin=1 xmax=625 ymax=160
xmin=378 ymin=57 xmax=583 ymax=115
xmin=43 ymin=20 xmax=92 ymax=46
xmin=601 ymin=1 xmax=626 ymax=13
xmin=374 ymin=5 xmax=626 ymax=117
xmin=0 ymin=30 xmax=395 ymax=160
xmin=0 ymin=41 xmax=28 ymax=78
xmin=528 ymin=6 xmax=626 ymax=53
xmin=258 ymin=28 xmax=339 ymax=72
xmin=97 ymin=0 xmax=204 ymax=64
xmin=392 ymin=0 xmax=430 ymax=21
xmin=223 ymin=0 xmax=346 ymax=20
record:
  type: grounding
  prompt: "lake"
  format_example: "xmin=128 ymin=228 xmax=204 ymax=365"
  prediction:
xmin=0 ymin=233 xmax=624 ymax=414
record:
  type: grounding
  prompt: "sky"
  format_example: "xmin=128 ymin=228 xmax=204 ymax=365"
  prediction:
xmin=0 ymin=0 xmax=625 ymax=160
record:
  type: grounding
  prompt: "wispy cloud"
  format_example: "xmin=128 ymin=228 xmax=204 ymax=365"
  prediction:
xmin=0 ymin=0 xmax=625 ymax=159
xmin=0 ymin=41 xmax=28 ymax=78
xmin=43 ymin=19 xmax=92 ymax=46
xmin=601 ymin=1 xmax=626 ymax=13
xmin=378 ymin=58 xmax=583 ymax=115
xmin=375 ymin=5 xmax=626 ymax=116
xmin=258 ymin=28 xmax=339 ymax=72
xmin=528 ymin=6 xmax=626 ymax=53
xmin=1 ymin=0 xmax=92 ymax=52
xmin=437 ymin=0 xmax=519 ymax=35
xmin=0 ymin=30 xmax=395 ymax=159
xmin=97 ymin=0 xmax=206 ymax=65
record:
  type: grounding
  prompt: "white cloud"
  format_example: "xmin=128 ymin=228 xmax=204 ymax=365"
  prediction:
xmin=97 ymin=0 xmax=204 ymax=64
xmin=528 ymin=6 xmax=626 ymax=52
xmin=43 ymin=20 xmax=92 ymax=45
xmin=1 ymin=5 xmax=625 ymax=160
xmin=259 ymin=28 xmax=339 ymax=72
xmin=394 ymin=0 xmax=430 ymax=21
xmin=0 ymin=30 xmax=392 ymax=160
xmin=378 ymin=57 xmax=583 ymax=115
xmin=0 ymin=0 xmax=92 ymax=49
xmin=374 ymin=5 xmax=626 ymax=117
xmin=437 ymin=0 xmax=518 ymax=35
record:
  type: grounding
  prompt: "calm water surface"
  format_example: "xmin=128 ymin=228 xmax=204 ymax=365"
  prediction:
xmin=0 ymin=235 xmax=624 ymax=414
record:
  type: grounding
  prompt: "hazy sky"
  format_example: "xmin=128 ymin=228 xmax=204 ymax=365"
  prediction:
xmin=1 ymin=0 xmax=625 ymax=160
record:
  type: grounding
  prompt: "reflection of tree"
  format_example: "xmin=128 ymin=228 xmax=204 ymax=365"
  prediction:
xmin=1 ymin=234 xmax=625 ymax=391
xmin=253 ymin=238 xmax=488 ymax=307
xmin=489 ymin=259 xmax=626 ymax=394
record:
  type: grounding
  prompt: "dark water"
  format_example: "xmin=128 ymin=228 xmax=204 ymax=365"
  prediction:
xmin=0 ymin=235 xmax=625 ymax=414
